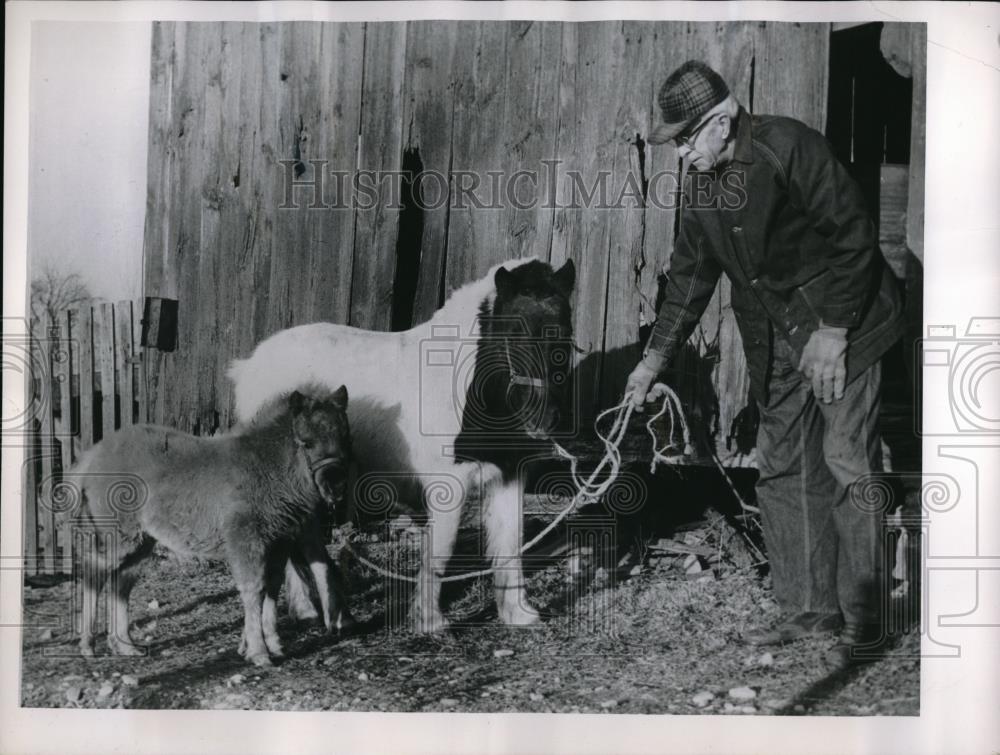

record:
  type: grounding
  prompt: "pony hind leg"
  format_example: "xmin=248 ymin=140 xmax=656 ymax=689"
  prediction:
xmin=485 ymin=476 xmax=540 ymax=626
xmin=261 ymin=546 xmax=288 ymax=659
xmin=106 ymin=535 xmax=157 ymax=656
xmin=411 ymin=474 xmax=467 ymax=634
xmin=76 ymin=530 xmax=109 ymax=658
xmin=292 ymin=530 xmax=355 ymax=634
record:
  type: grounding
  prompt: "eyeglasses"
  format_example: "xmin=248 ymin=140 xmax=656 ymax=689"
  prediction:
xmin=674 ymin=113 xmax=720 ymax=149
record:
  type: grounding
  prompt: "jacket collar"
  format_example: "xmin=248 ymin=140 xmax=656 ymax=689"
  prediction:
xmin=730 ymin=106 xmax=754 ymax=165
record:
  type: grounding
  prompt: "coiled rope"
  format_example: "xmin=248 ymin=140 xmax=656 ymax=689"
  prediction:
xmin=345 ymin=382 xmax=693 ymax=584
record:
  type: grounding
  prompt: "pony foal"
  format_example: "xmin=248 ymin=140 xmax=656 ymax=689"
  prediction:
xmin=69 ymin=388 xmax=351 ymax=667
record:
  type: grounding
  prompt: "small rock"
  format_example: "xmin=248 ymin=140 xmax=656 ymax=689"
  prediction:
xmin=493 ymin=648 xmax=514 ymax=658
xmin=600 ymin=699 xmax=618 ymax=709
xmin=629 ymin=565 xmax=642 ymax=577
xmin=161 ymin=649 xmax=173 ymax=657
xmin=794 ymin=704 xmax=806 ymax=713
xmin=397 ymin=656 xmax=414 ymax=663
xmin=228 ymin=674 xmax=246 ymax=686
xmin=120 ymin=675 xmax=139 ymax=688
xmin=111 ymin=672 xmax=121 ymax=678
xmin=39 ymin=628 xmax=53 ymax=641
xmin=529 ymin=692 xmax=544 ymax=702
xmin=323 ymin=656 xmax=339 ymax=667
xmin=65 ymin=686 xmax=83 ymax=703
xmin=728 ymin=686 xmax=757 ymax=701
xmin=763 ymin=698 xmax=788 ymax=710
xmin=97 ymin=683 xmax=115 ymax=699
xmin=439 ymin=698 xmax=459 ymax=707
xmin=357 ymin=672 xmax=369 ymax=682
xmin=147 ymin=599 xmax=160 ymax=611
xmin=480 ymin=692 xmax=490 ymax=698
xmin=683 ymin=554 xmax=702 ymax=574
xmin=757 ymin=652 xmax=774 ymax=667
xmin=692 ymin=690 xmax=715 ymax=708
xmin=144 ymin=620 xmax=158 ymax=632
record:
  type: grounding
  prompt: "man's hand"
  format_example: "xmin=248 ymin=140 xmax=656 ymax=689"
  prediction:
xmin=798 ymin=326 xmax=848 ymax=403
xmin=625 ymin=361 xmax=659 ymax=411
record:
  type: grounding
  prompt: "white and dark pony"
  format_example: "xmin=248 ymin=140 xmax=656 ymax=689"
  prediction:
xmin=229 ymin=257 xmax=576 ymax=631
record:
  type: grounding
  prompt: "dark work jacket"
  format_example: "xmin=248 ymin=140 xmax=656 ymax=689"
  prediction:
xmin=644 ymin=107 xmax=905 ymax=403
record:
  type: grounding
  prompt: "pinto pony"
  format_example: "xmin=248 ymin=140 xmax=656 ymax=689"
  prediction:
xmin=69 ymin=388 xmax=352 ymax=666
xmin=229 ymin=257 xmax=576 ymax=632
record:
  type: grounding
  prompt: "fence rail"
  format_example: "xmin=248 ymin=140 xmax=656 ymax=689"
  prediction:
xmin=22 ymin=299 xmax=146 ymax=575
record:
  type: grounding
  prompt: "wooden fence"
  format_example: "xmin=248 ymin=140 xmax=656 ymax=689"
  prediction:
xmin=22 ymin=300 xmax=146 ymax=574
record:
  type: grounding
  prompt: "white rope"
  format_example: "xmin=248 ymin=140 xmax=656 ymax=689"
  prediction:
xmin=347 ymin=382 xmax=691 ymax=583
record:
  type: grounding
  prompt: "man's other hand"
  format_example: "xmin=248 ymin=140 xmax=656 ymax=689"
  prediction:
xmin=798 ymin=326 xmax=848 ymax=403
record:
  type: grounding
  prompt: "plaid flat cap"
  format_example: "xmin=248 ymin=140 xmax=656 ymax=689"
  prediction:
xmin=648 ymin=60 xmax=730 ymax=145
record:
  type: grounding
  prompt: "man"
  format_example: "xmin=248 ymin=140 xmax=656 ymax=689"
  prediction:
xmin=627 ymin=60 xmax=904 ymax=666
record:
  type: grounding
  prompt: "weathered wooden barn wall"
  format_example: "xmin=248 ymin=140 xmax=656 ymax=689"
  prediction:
xmin=142 ymin=21 xmax=829 ymax=452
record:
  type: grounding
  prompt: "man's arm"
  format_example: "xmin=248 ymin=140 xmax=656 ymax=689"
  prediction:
xmin=627 ymin=213 xmax=722 ymax=407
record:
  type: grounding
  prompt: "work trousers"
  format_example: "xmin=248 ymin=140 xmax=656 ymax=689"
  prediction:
xmin=755 ymin=336 xmax=886 ymax=626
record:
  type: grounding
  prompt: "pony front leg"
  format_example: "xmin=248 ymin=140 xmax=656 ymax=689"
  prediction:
xmin=411 ymin=497 xmax=462 ymax=635
xmin=485 ymin=476 xmax=540 ymax=626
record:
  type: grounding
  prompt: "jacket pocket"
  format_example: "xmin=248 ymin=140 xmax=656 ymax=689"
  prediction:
xmin=795 ymin=268 xmax=833 ymax=319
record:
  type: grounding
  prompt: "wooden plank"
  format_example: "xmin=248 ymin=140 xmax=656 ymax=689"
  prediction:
xmin=403 ymin=20 xmax=460 ymax=324
xmin=77 ymin=305 xmax=95 ymax=450
xmin=94 ymin=303 xmax=116 ymax=442
xmin=906 ymin=24 xmax=925 ymax=263
xmin=880 ymin=164 xmax=909 ymax=278
xmin=23 ymin=436 xmax=38 ymax=576
xmin=752 ymin=22 xmax=830 ymax=132
xmin=444 ymin=22 xmax=509 ymax=294
xmin=349 ymin=21 xmax=407 ymax=330
xmin=35 ymin=313 xmax=58 ymax=573
xmin=599 ymin=21 xmax=660 ymax=407
xmin=115 ymin=300 xmax=135 ymax=428
xmin=54 ymin=308 xmax=74 ymax=466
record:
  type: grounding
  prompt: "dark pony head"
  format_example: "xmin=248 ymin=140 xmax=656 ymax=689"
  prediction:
xmin=287 ymin=386 xmax=351 ymax=505
xmin=459 ymin=259 xmax=576 ymax=456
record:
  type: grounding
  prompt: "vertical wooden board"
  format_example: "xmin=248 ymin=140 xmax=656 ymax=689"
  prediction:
xmin=143 ymin=21 xmax=177 ymax=300
xmin=906 ymin=24 xmax=925 ymax=262
xmin=35 ymin=313 xmax=57 ymax=572
xmin=304 ymin=23 xmax=365 ymax=326
xmin=495 ymin=21 xmax=564 ymax=265
xmin=349 ymin=22 xmax=407 ymax=330
xmin=55 ymin=309 xmax=74 ymax=465
xmin=115 ymin=301 xmax=135 ymax=428
xmin=77 ymin=305 xmax=95 ymax=450
xmin=548 ymin=22 xmax=624 ymax=415
xmin=94 ymin=303 xmax=116 ymax=441
xmin=134 ymin=298 xmax=148 ymax=424
xmin=753 ymin=22 xmax=830 ymax=132
xmin=404 ymin=20 xmax=460 ymax=324
xmin=600 ymin=22 xmax=662 ymax=406
xmin=444 ymin=22 xmax=509 ymax=295
xmin=23 ymin=437 xmax=38 ymax=575
xmin=250 ymin=23 xmax=281 ymax=344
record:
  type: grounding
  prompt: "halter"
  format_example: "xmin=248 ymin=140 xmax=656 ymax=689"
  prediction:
xmin=309 ymin=456 xmax=346 ymax=504
xmin=503 ymin=337 xmax=546 ymax=390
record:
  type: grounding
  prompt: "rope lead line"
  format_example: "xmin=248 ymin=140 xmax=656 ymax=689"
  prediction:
xmin=346 ymin=382 xmax=692 ymax=584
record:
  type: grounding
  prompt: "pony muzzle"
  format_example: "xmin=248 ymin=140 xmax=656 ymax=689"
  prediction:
xmin=310 ymin=457 xmax=347 ymax=505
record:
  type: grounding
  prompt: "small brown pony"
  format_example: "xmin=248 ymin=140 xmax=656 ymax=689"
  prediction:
xmin=68 ymin=387 xmax=351 ymax=667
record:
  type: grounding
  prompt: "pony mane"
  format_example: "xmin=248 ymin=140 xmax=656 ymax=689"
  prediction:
xmin=241 ymin=384 xmax=335 ymax=431
xmin=427 ymin=256 xmax=539 ymax=331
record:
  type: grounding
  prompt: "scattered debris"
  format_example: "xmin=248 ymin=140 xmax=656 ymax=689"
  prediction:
xmin=228 ymin=674 xmax=246 ymax=686
xmin=728 ymin=686 xmax=757 ymax=701
xmin=65 ymin=686 xmax=83 ymax=703
xmin=147 ymin=599 xmax=160 ymax=611
xmin=39 ymin=628 xmax=53 ymax=641
xmin=692 ymin=691 xmax=715 ymax=708
xmin=493 ymin=649 xmax=514 ymax=659
xmin=120 ymin=675 xmax=139 ymax=688
xmin=439 ymin=698 xmax=459 ymax=707
xmin=600 ymin=699 xmax=619 ymax=709
xmin=757 ymin=652 xmax=774 ymax=667
xmin=529 ymin=692 xmax=544 ymax=702
xmin=357 ymin=672 xmax=369 ymax=682
xmin=97 ymin=683 xmax=115 ymax=699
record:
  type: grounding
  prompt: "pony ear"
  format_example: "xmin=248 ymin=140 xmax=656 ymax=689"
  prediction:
xmin=494 ymin=266 xmax=514 ymax=295
xmin=553 ymin=258 xmax=576 ymax=296
xmin=289 ymin=390 xmax=309 ymax=415
xmin=331 ymin=385 xmax=348 ymax=410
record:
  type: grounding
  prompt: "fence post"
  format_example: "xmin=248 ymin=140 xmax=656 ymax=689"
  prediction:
xmin=116 ymin=300 xmax=136 ymax=428
xmin=95 ymin=303 xmax=116 ymax=442
xmin=77 ymin=305 xmax=95 ymax=451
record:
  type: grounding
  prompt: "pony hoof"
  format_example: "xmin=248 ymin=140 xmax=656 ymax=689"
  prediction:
xmin=249 ymin=653 xmax=273 ymax=668
xmin=412 ymin=611 xmax=449 ymax=635
xmin=112 ymin=642 xmax=146 ymax=657
xmin=329 ymin=610 xmax=358 ymax=635
xmin=500 ymin=603 xmax=541 ymax=626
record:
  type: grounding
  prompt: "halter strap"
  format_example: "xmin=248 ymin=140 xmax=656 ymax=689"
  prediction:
xmin=503 ymin=337 xmax=546 ymax=389
xmin=309 ymin=456 xmax=345 ymax=503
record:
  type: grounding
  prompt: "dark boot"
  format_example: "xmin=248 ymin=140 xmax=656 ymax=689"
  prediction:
xmin=744 ymin=611 xmax=844 ymax=646
xmin=824 ymin=622 xmax=890 ymax=668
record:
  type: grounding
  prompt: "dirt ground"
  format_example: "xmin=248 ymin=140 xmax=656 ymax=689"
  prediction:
xmin=20 ymin=502 xmax=921 ymax=716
